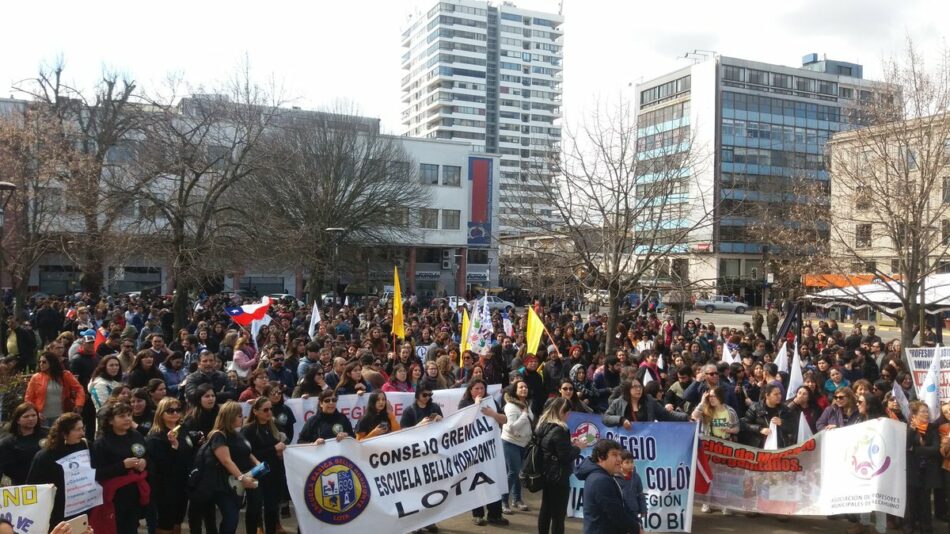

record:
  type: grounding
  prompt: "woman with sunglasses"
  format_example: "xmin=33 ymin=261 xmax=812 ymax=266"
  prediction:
xmin=242 ymin=393 xmax=287 ymax=534
xmin=147 ymin=397 xmax=193 ymax=534
xmin=545 ymin=378 xmax=592 ymax=414
xmin=816 ymin=386 xmax=861 ymax=431
xmin=399 ymin=387 xmax=443 ymax=428
xmin=293 ymin=365 xmax=328 ymax=399
xmin=298 ymin=389 xmax=354 ymax=444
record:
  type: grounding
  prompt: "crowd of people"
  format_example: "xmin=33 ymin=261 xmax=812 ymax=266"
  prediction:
xmin=0 ymin=291 xmax=942 ymax=534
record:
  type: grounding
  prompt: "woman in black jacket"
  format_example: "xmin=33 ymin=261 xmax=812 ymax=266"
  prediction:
xmin=906 ymin=400 xmax=942 ymax=534
xmin=740 ymin=383 xmax=793 ymax=448
xmin=26 ymin=412 xmax=90 ymax=527
xmin=458 ymin=379 xmax=509 ymax=526
xmin=0 ymin=402 xmax=49 ymax=485
xmin=92 ymin=402 xmax=149 ymax=534
xmin=241 ymin=394 xmax=287 ymax=534
xmin=602 ymin=380 xmax=688 ymax=429
xmin=146 ymin=397 xmax=194 ymax=534
xmin=298 ymin=389 xmax=354 ymax=444
xmin=536 ymin=397 xmax=584 ymax=534
xmin=126 ymin=350 xmax=164 ymax=389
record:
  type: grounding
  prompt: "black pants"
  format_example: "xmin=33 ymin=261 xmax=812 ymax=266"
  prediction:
xmin=246 ymin=480 xmax=279 ymax=534
xmin=905 ymin=485 xmax=933 ymax=534
xmin=538 ymin=481 xmax=570 ymax=534
xmin=472 ymin=499 xmax=503 ymax=520
xmin=188 ymin=500 xmax=218 ymax=534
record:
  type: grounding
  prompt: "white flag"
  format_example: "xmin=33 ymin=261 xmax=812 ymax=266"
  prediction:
xmin=786 ymin=341 xmax=804 ymax=401
xmin=657 ymin=352 xmax=666 ymax=371
xmin=344 ymin=295 xmax=349 ymax=306
xmin=774 ymin=341 xmax=789 ymax=374
xmin=796 ymin=411 xmax=813 ymax=443
xmin=642 ymin=369 xmax=654 ymax=387
xmin=892 ymin=380 xmax=912 ymax=420
xmin=920 ymin=347 xmax=943 ymax=420
xmin=250 ymin=314 xmax=273 ymax=348
xmin=722 ymin=342 xmax=735 ymax=365
xmin=308 ymin=301 xmax=321 ymax=339
xmin=763 ymin=421 xmax=779 ymax=450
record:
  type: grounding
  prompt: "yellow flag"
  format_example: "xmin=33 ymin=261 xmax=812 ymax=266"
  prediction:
xmin=526 ymin=307 xmax=544 ymax=356
xmin=459 ymin=308 xmax=471 ymax=365
xmin=392 ymin=266 xmax=405 ymax=340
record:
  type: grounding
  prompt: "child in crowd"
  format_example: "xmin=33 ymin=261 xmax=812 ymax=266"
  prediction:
xmin=618 ymin=450 xmax=647 ymax=534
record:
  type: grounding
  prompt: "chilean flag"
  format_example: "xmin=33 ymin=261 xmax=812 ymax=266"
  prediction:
xmin=225 ymin=296 xmax=272 ymax=326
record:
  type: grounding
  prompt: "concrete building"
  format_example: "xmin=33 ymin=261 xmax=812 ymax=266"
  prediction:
xmin=227 ymin=136 xmax=501 ymax=298
xmin=827 ymin=113 xmax=950 ymax=277
xmin=401 ymin=0 xmax=563 ymax=234
xmin=633 ymin=53 xmax=893 ymax=305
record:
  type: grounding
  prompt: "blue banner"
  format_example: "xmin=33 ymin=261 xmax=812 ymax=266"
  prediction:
xmin=566 ymin=413 xmax=698 ymax=532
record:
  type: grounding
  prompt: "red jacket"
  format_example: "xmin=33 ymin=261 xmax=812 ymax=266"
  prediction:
xmin=25 ymin=371 xmax=85 ymax=414
xmin=89 ymin=470 xmax=150 ymax=534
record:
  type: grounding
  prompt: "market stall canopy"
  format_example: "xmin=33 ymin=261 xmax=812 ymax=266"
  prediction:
xmin=806 ymin=273 xmax=950 ymax=313
xmin=802 ymin=273 xmax=878 ymax=288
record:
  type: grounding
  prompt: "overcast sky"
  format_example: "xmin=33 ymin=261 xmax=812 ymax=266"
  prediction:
xmin=1 ymin=0 xmax=946 ymax=133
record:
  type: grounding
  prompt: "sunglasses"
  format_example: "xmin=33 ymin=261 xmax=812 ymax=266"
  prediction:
xmin=322 ymin=398 xmax=338 ymax=403
xmin=834 ymin=395 xmax=847 ymax=400
xmin=420 ymin=393 xmax=433 ymax=398
xmin=166 ymin=407 xmax=181 ymax=414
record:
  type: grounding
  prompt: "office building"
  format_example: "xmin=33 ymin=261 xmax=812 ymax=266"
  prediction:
xmin=401 ymin=0 xmax=563 ymax=234
xmin=634 ymin=53 xmax=893 ymax=305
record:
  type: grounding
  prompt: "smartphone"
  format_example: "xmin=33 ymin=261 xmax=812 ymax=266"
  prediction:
xmin=67 ymin=514 xmax=88 ymax=534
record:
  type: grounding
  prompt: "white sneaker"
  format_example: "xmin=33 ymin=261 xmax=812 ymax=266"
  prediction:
xmin=701 ymin=504 xmax=711 ymax=513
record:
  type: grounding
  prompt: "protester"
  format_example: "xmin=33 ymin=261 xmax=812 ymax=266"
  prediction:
xmin=458 ymin=378 xmax=508 ymax=526
xmin=26 ymin=413 xmax=90 ymax=527
xmin=91 ymin=402 xmax=149 ymax=534
xmin=239 ymin=369 xmax=271 ymax=402
xmin=906 ymin=400 xmax=942 ymax=534
xmin=536 ymin=397 xmax=584 ymax=534
xmin=500 ymin=381 xmax=533 ymax=514
xmin=26 ymin=352 xmax=85 ymax=423
xmin=127 ymin=350 xmax=164 ymax=389
xmin=816 ymin=386 xmax=861 ymax=430
xmin=88 ymin=355 xmax=124 ymax=411
xmin=399 ymin=387 xmax=443 ymax=428
xmin=575 ymin=439 xmax=642 ymax=534
xmin=355 ymin=391 xmax=400 ymax=440
xmin=207 ymin=401 xmax=262 ymax=534
xmin=0 ymin=402 xmax=49 ymax=485
xmin=603 ymin=380 xmax=688 ymax=427
xmin=146 ymin=397 xmax=192 ymax=534
xmin=242 ymin=394 xmax=286 ymax=534
xmin=298 ymin=389 xmax=354 ymax=444
xmin=292 ymin=365 xmax=328 ymax=398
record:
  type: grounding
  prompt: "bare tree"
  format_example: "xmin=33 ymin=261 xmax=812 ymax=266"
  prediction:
xmin=124 ymin=71 xmax=282 ymax=328
xmin=512 ymin=97 xmax=714 ymax=352
xmin=823 ymin=42 xmax=950 ymax=349
xmin=237 ymin=106 xmax=429 ymax=303
xmin=14 ymin=62 xmax=142 ymax=294
xmin=0 ymin=105 xmax=85 ymax=317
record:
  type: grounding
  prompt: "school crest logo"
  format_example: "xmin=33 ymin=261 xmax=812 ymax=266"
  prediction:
xmin=304 ymin=456 xmax=370 ymax=524
xmin=571 ymin=422 xmax=600 ymax=446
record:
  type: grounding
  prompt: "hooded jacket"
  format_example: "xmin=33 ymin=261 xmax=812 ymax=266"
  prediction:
xmin=575 ymin=457 xmax=641 ymax=534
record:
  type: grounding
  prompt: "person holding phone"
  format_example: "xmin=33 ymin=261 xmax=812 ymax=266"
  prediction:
xmin=147 ymin=397 xmax=193 ymax=534
xmin=91 ymin=402 xmax=149 ymax=534
xmin=207 ymin=401 xmax=262 ymax=534
xmin=242 ymin=392 xmax=286 ymax=534
xmin=355 ymin=391 xmax=400 ymax=440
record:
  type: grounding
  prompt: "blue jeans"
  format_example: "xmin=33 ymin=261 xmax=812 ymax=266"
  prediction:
xmin=215 ymin=491 xmax=242 ymax=534
xmin=503 ymin=440 xmax=525 ymax=504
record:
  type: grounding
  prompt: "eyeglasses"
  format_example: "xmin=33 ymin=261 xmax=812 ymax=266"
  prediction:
xmin=834 ymin=395 xmax=847 ymax=400
xmin=856 ymin=400 xmax=866 ymax=405
xmin=420 ymin=393 xmax=432 ymax=398
xmin=322 ymin=398 xmax=338 ymax=403
xmin=166 ymin=408 xmax=181 ymax=414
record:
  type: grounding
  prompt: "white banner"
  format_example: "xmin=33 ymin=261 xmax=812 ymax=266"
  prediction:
xmin=284 ymin=400 xmax=508 ymax=533
xmin=0 ymin=485 xmax=55 ymax=534
xmin=245 ymin=385 xmax=500 ymax=444
xmin=906 ymin=347 xmax=950 ymax=400
xmin=55 ymin=450 xmax=103 ymax=517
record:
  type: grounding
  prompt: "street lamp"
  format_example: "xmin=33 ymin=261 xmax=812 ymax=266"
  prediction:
xmin=0 ymin=181 xmax=19 ymax=319
xmin=326 ymin=227 xmax=345 ymax=303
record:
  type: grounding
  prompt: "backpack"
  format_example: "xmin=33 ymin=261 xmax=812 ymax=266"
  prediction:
xmin=187 ymin=439 xmax=224 ymax=503
xmin=520 ymin=424 xmax=558 ymax=493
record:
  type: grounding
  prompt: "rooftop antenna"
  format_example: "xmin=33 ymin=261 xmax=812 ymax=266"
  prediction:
xmin=681 ymin=49 xmax=718 ymax=64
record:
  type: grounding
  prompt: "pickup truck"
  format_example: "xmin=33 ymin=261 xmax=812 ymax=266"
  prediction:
xmin=694 ymin=295 xmax=747 ymax=314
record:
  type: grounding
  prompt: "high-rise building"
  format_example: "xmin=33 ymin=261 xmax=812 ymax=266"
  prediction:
xmin=401 ymin=0 xmax=563 ymax=234
xmin=634 ymin=53 xmax=894 ymax=305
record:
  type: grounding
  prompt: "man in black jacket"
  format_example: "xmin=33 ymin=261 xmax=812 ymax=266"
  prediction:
xmin=2 ymin=316 xmax=38 ymax=372
xmin=183 ymin=351 xmax=237 ymax=404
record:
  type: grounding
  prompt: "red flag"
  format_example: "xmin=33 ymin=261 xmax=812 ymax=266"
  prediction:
xmin=694 ymin=444 xmax=713 ymax=494
xmin=93 ymin=327 xmax=107 ymax=353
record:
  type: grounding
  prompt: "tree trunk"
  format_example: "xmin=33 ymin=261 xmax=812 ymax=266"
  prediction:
xmin=306 ymin=264 xmax=326 ymax=306
xmin=604 ymin=292 xmax=621 ymax=354
xmin=172 ymin=278 xmax=191 ymax=332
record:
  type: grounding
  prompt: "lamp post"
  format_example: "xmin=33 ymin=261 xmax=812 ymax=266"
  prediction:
xmin=0 ymin=181 xmax=19 ymax=320
xmin=326 ymin=227 xmax=345 ymax=303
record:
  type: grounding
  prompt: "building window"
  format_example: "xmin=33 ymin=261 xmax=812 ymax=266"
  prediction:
xmin=442 ymin=165 xmax=461 ymax=186
xmin=420 ymin=163 xmax=439 ymax=185
xmin=944 ymin=220 xmax=950 ymax=245
xmin=420 ymin=208 xmax=439 ymax=229
xmin=468 ymin=249 xmax=489 ymax=264
xmin=854 ymin=187 xmax=872 ymax=210
xmin=944 ymin=177 xmax=950 ymax=204
xmin=392 ymin=207 xmax=410 ymax=226
xmin=442 ymin=209 xmax=460 ymax=230
xmin=891 ymin=259 xmax=901 ymax=274
xmin=855 ymin=224 xmax=872 ymax=248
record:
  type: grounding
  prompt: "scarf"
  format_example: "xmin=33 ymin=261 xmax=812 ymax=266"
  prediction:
xmin=913 ymin=420 xmax=929 ymax=437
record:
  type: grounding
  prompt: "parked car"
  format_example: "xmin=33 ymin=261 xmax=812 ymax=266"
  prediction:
xmin=695 ymin=295 xmax=747 ymax=314
xmin=469 ymin=295 xmax=515 ymax=312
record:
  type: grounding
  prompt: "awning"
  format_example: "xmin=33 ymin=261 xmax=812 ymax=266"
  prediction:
xmin=802 ymin=273 xmax=877 ymax=288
